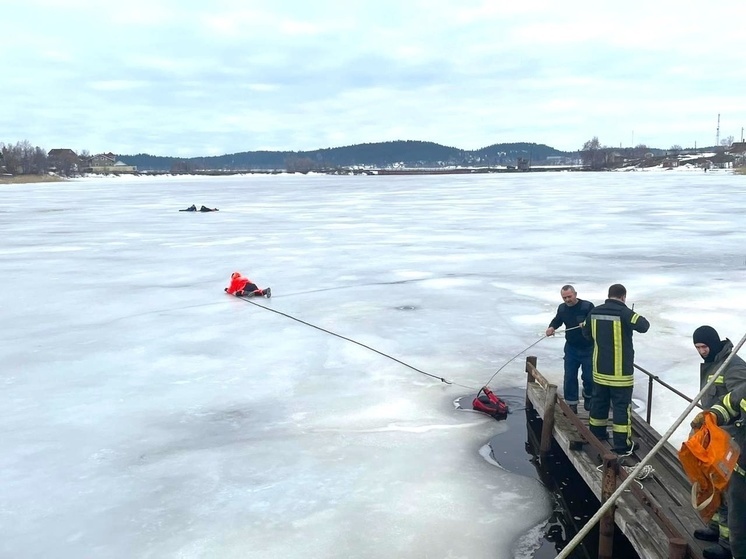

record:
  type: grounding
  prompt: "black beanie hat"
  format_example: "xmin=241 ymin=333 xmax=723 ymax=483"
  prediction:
xmin=693 ymin=325 xmax=724 ymax=360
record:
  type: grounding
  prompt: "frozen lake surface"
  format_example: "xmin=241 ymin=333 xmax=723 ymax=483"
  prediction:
xmin=2 ymin=171 xmax=745 ymax=558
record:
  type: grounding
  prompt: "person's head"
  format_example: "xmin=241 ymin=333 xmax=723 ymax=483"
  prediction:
xmin=608 ymin=283 xmax=626 ymax=301
xmin=693 ymin=325 xmax=724 ymax=361
xmin=231 ymin=271 xmax=241 ymax=279
xmin=560 ymin=285 xmax=578 ymax=306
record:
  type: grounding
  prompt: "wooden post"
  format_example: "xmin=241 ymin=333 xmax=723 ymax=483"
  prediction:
xmin=526 ymin=356 xmax=537 ymax=410
xmin=539 ymin=384 xmax=557 ymax=457
xmin=668 ymin=538 xmax=687 ymax=559
xmin=598 ymin=453 xmax=619 ymax=559
xmin=526 ymin=355 xmax=537 ymax=383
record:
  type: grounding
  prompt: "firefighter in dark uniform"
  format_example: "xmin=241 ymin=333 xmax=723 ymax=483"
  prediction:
xmin=691 ymin=326 xmax=746 ymax=559
xmin=582 ymin=283 xmax=650 ymax=455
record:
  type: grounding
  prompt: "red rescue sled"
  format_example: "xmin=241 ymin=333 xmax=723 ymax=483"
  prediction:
xmin=472 ymin=386 xmax=509 ymax=420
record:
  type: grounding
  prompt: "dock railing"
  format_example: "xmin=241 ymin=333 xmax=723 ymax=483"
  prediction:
xmin=527 ymin=329 xmax=746 ymax=559
xmin=525 ymin=356 xmax=693 ymax=559
xmin=635 ymin=363 xmax=703 ymax=424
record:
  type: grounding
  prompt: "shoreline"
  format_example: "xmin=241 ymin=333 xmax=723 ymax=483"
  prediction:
xmin=0 ymin=174 xmax=66 ymax=185
xmin=2 ymin=164 xmax=740 ymax=186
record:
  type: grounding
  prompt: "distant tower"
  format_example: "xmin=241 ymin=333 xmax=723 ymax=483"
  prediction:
xmin=716 ymin=114 xmax=721 ymax=147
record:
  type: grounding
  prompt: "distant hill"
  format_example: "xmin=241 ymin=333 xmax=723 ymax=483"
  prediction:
xmin=118 ymin=141 xmax=573 ymax=172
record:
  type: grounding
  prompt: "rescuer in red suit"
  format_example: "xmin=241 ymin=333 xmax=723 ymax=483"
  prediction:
xmin=224 ymin=272 xmax=271 ymax=298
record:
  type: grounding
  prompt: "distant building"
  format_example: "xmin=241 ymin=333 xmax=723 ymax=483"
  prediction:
xmin=47 ymin=148 xmax=81 ymax=175
xmin=85 ymin=153 xmax=137 ymax=173
xmin=728 ymin=141 xmax=746 ymax=167
xmin=89 ymin=153 xmax=115 ymax=168
xmin=710 ymin=151 xmax=735 ymax=169
xmin=47 ymin=148 xmax=77 ymax=159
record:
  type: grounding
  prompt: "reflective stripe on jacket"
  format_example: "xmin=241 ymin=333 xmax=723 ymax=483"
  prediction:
xmin=707 ymin=343 xmax=746 ymax=468
xmin=582 ymin=298 xmax=650 ymax=387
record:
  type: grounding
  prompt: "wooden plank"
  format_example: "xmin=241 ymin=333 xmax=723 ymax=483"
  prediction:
xmin=629 ymin=413 xmax=711 ymax=558
xmin=527 ymin=382 xmax=670 ymax=559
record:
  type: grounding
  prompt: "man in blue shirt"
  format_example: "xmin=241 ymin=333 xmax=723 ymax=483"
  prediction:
xmin=546 ymin=285 xmax=595 ymax=414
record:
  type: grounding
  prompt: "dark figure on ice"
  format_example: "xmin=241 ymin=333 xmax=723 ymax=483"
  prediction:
xmin=179 ymin=204 xmax=197 ymax=212
xmin=224 ymin=272 xmax=271 ymax=298
xmin=199 ymin=205 xmax=219 ymax=212
xmin=546 ymin=284 xmax=595 ymax=414
xmin=582 ymin=283 xmax=649 ymax=456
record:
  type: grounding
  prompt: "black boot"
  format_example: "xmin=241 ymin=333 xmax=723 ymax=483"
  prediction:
xmin=263 ymin=287 xmax=271 ymax=298
xmin=702 ymin=544 xmax=732 ymax=559
xmin=569 ymin=404 xmax=578 ymax=414
xmin=694 ymin=527 xmax=719 ymax=542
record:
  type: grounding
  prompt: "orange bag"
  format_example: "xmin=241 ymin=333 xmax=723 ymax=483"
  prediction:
xmin=679 ymin=412 xmax=741 ymax=520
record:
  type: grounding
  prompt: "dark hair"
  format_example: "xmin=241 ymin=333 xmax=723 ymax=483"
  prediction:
xmin=561 ymin=284 xmax=576 ymax=293
xmin=608 ymin=283 xmax=626 ymax=299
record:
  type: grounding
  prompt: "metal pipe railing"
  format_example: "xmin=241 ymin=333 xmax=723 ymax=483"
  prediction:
xmin=555 ymin=331 xmax=746 ymax=559
xmin=634 ymin=363 xmax=703 ymax=423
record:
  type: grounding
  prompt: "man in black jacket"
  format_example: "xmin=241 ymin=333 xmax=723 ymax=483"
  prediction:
xmin=582 ymin=283 xmax=650 ymax=455
xmin=690 ymin=326 xmax=746 ymax=559
xmin=546 ymin=285 xmax=595 ymax=414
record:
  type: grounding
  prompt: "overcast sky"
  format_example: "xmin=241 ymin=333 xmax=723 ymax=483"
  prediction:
xmin=3 ymin=0 xmax=745 ymax=156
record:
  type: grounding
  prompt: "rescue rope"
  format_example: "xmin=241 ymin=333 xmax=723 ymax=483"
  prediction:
xmin=481 ymin=335 xmax=547 ymax=387
xmin=235 ymin=296 xmax=474 ymax=388
xmin=555 ymin=330 xmax=746 ymax=559
xmin=622 ymin=464 xmax=655 ymax=485
xmin=480 ymin=326 xmax=581 ymax=388
xmin=234 ymin=296 xmax=579 ymax=394
xmin=595 ymin=463 xmax=655 ymax=490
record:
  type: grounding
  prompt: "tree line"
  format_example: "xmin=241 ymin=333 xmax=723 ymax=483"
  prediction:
xmin=5 ymin=137 xmax=729 ymax=175
xmin=4 ymin=139 xmax=572 ymax=174
xmin=1 ymin=141 xmax=91 ymax=176
xmin=119 ymin=141 xmax=570 ymax=172
xmin=1 ymin=141 xmax=49 ymax=175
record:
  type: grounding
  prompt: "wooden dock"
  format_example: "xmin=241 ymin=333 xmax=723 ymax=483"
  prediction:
xmin=524 ymin=356 xmax=712 ymax=559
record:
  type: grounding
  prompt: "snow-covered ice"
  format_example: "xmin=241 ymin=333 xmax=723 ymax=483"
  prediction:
xmin=2 ymin=170 xmax=745 ymax=558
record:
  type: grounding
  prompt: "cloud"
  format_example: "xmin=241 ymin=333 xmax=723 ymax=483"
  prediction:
xmin=1 ymin=0 xmax=745 ymax=155
xmin=88 ymin=80 xmax=150 ymax=92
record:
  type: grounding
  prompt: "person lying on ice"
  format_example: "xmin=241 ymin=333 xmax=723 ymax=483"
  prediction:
xmin=224 ymin=272 xmax=271 ymax=298
xmin=179 ymin=205 xmax=218 ymax=212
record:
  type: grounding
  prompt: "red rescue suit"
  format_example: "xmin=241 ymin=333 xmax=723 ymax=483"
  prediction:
xmin=225 ymin=272 xmax=261 ymax=296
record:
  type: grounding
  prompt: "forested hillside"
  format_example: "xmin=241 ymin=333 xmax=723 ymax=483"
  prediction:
xmin=118 ymin=140 xmax=571 ymax=172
